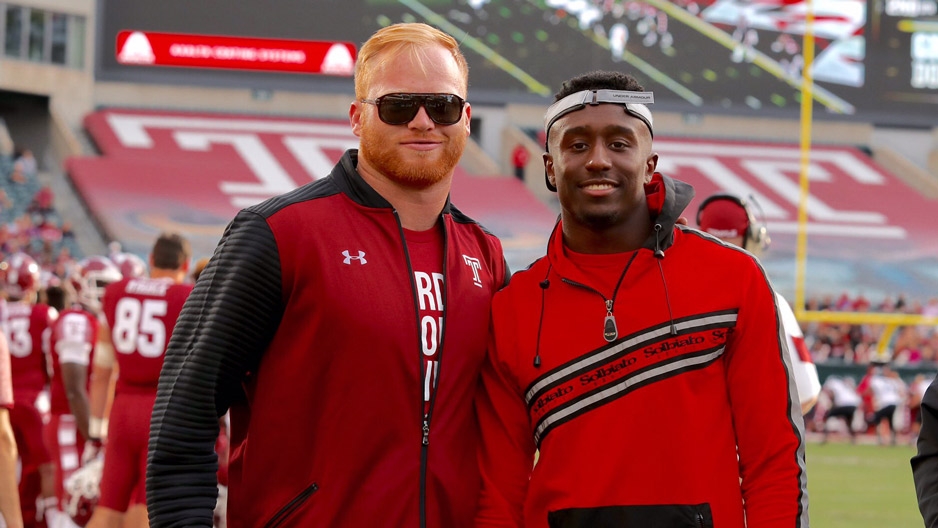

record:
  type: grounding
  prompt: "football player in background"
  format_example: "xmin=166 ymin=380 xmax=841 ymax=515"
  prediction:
xmin=1 ymin=252 xmax=59 ymax=527
xmin=91 ymin=251 xmax=143 ymax=468
xmin=696 ymin=193 xmax=822 ymax=415
xmin=46 ymin=256 xmax=123 ymax=523
xmin=86 ymin=234 xmax=192 ymax=528
xmin=1 ymin=330 xmax=24 ymax=528
xmin=863 ymin=363 xmax=906 ymax=446
xmin=820 ymin=375 xmax=862 ymax=444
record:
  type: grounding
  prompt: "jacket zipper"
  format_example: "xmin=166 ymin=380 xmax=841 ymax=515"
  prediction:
xmin=562 ymin=279 xmax=620 ymax=342
xmin=696 ymin=511 xmax=706 ymax=528
xmin=562 ymin=279 xmax=612 ymax=313
xmin=560 ymin=252 xmax=637 ymax=343
xmin=264 ymin=482 xmax=318 ymax=528
xmin=397 ymin=211 xmax=448 ymax=528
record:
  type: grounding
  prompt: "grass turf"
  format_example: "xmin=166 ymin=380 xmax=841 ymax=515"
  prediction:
xmin=807 ymin=441 xmax=921 ymax=527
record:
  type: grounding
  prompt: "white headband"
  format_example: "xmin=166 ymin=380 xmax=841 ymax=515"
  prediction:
xmin=543 ymin=89 xmax=655 ymax=138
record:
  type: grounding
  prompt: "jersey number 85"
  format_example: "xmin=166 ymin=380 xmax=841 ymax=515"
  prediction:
xmin=113 ymin=298 xmax=168 ymax=358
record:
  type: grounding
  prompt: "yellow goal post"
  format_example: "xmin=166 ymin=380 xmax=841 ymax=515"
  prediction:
xmin=793 ymin=1 xmax=938 ymax=362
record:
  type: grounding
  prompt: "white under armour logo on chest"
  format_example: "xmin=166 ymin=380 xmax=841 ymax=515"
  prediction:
xmin=342 ymin=250 xmax=367 ymax=265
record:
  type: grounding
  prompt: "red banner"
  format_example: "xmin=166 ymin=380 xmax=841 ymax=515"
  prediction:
xmin=115 ymin=30 xmax=356 ymax=75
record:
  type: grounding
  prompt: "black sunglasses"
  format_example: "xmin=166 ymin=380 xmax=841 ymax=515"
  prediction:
xmin=360 ymin=93 xmax=466 ymax=126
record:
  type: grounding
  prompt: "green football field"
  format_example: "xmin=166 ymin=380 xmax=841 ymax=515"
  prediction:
xmin=807 ymin=441 xmax=921 ymax=527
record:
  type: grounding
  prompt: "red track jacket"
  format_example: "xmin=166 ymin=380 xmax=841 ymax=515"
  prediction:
xmin=476 ymin=174 xmax=808 ymax=528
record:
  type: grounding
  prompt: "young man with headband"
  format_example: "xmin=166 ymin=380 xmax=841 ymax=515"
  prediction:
xmin=147 ymin=23 xmax=507 ymax=527
xmin=476 ymin=70 xmax=808 ymax=528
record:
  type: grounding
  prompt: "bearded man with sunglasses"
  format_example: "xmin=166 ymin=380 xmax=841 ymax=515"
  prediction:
xmin=146 ymin=22 xmax=508 ymax=528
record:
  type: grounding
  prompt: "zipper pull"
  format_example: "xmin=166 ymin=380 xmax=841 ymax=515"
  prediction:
xmin=422 ymin=417 xmax=430 ymax=446
xmin=603 ymin=299 xmax=618 ymax=342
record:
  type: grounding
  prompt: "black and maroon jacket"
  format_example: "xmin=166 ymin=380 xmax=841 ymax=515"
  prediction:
xmin=148 ymin=150 xmax=508 ymax=527
xmin=476 ymin=173 xmax=808 ymax=528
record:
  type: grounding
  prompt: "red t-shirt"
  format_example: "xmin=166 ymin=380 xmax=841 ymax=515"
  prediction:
xmin=405 ymin=226 xmax=444 ymax=416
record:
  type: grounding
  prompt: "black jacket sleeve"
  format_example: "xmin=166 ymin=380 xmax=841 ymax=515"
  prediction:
xmin=913 ymin=376 xmax=938 ymax=527
xmin=147 ymin=210 xmax=283 ymax=527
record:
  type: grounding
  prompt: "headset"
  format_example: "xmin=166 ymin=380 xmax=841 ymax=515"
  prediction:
xmin=696 ymin=193 xmax=770 ymax=252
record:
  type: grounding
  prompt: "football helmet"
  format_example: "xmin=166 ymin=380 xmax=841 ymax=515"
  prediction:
xmin=0 ymin=252 xmax=41 ymax=300
xmin=68 ymin=256 xmax=123 ymax=313
xmin=110 ymin=252 xmax=148 ymax=279
xmin=63 ymin=455 xmax=104 ymax=527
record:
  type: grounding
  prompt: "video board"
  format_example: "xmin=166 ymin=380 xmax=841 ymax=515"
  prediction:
xmin=97 ymin=0 xmax=938 ymax=126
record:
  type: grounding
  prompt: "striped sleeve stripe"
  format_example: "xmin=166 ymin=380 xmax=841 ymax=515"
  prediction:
xmin=525 ymin=310 xmax=737 ymax=404
xmin=533 ymin=346 xmax=726 ymax=445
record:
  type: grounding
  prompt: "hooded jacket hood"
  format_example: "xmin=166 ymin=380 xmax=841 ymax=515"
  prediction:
xmin=639 ymin=171 xmax=695 ymax=253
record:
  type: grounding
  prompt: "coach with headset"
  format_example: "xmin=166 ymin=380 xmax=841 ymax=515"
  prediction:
xmin=696 ymin=193 xmax=822 ymax=415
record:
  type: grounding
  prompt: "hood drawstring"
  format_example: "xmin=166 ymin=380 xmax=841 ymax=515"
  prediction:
xmin=653 ymin=223 xmax=665 ymax=259
xmin=536 ymin=222 xmax=680 ymax=368
xmin=653 ymin=223 xmax=678 ymax=336
xmin=534 ymin=265 xmax=552 ymax=368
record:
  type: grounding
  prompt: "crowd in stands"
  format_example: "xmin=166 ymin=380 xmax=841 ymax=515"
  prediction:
xmin=801 ymin=292 xmax=938 ymax=366
xmin=0 ymin=147 xmax=83 ymax=293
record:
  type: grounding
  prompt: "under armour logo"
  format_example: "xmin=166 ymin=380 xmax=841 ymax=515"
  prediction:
xmin=342 ymin=250 xmax=367 ymax=265
xmin=463 ymin=255 xmax=482 ymax=288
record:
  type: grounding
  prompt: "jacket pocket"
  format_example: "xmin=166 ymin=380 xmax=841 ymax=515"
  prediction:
xmin=263 ymin=481 xmax=319 ymax=528
xmin=547 ymin=503 xmax=713 ymax=527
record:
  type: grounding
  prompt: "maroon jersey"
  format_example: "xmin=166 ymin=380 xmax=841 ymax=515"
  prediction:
xmin=103 ymin=278 xmax=193 ymax=393
xmin=3 ymin=301 xmax=56 ymax=393
xmin=48 ymin=308 xmax=99 ymax=415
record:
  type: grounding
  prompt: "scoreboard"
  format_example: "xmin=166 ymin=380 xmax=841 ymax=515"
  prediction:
xmin=869 ymin=0 xmax=938 ymax=95
xmin=97 ymin=0 xmax=938 ymax=127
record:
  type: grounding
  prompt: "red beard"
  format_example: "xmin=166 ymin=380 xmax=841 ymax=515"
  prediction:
xmin=358 ymin=119 xmax=466 ymax=189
